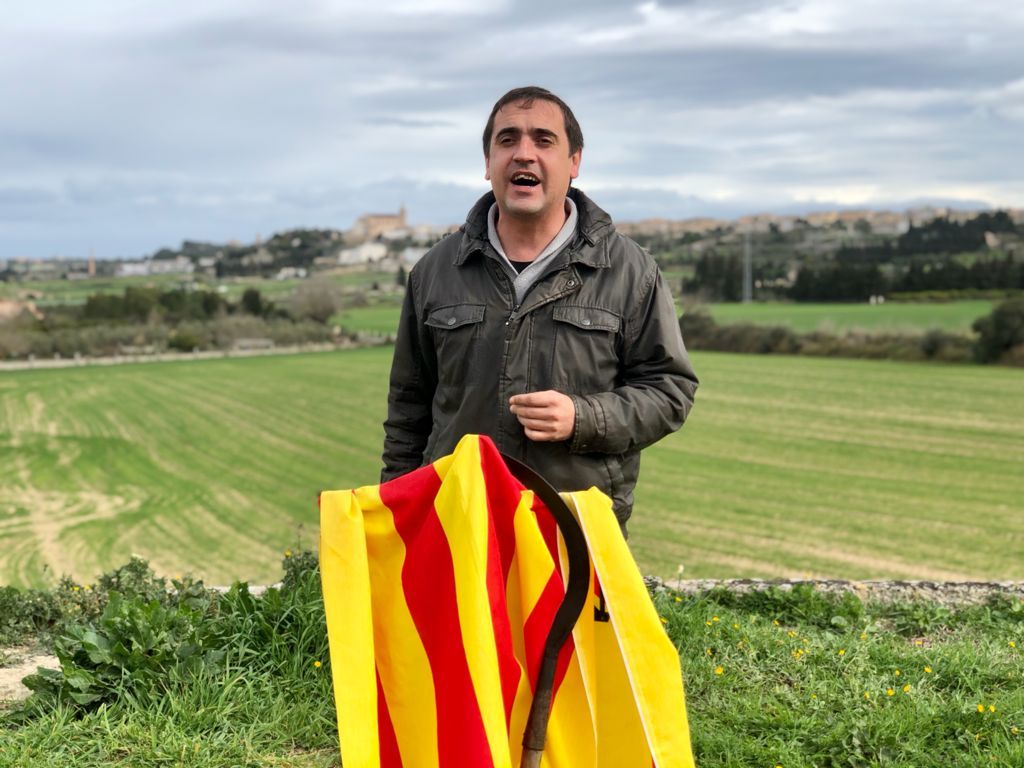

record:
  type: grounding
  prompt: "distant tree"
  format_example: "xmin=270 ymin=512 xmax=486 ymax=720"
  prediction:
xmin=241 ymin=288 xmax=265 ymax=316
xmin=973 ymin=298 xmax=1024 ymax=363
xmin=290 ymin=279 xmax=342 ymax=324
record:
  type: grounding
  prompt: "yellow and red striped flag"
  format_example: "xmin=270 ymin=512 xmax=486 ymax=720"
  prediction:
xmin=319 ymin=434 xmax=695 ymax=768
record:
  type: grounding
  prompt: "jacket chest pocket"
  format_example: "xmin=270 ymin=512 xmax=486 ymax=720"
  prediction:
xmin=426 ymin=303 xmax=486 ymax=387
xmin=549 ymin=305 xmax=622 ymax=391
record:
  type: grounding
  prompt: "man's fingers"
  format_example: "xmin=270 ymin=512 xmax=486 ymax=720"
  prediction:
xmin=510 ymin=405 xmax=555 ymax=420
xmin=523 ymin=427 xmax=558 ymax=441
xmin=509 ymin=391 xmax=559 ymax=407
xmin=516 ymin=416 xmax=557 ymax=430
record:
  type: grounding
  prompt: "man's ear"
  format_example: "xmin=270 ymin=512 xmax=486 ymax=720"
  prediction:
xmin=569 ymin=149 xmax=582 ymax=180
xmin=484 ymin=153 xmax=490 ymax=181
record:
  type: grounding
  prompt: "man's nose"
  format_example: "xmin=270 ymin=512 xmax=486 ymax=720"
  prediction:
xmin=512 ymin=137 xmax=536 ymax=162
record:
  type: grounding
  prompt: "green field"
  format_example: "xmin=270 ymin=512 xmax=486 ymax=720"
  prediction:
xmin=1 ymin=270 xmax=400 ymax=307
xmin=333 ymin=299 xmax=996 ymax=338
xmin=1 ymin=349 xmax=1022 ymax=588
xmin=705 ymin=300 xmax=994 ymax=334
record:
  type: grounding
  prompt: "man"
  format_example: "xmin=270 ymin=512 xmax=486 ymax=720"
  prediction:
xmin=381 ymin=86 xmax=698 ymax=531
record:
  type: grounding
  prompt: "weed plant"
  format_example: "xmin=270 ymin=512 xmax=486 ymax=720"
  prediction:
xmin=2 ymin=558 xmax=1022 ymax=767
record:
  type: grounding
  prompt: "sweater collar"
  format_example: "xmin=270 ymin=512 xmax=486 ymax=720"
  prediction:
xmin=454 ymin=187 xmax=615 ymax=268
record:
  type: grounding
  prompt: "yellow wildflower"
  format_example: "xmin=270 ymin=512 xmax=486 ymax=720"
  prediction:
xmin=988 ymin=705 xmax=996 ymax=713
xmin=284 ymin=549 xmax=293 ymax=557
xmin=837 ymin=649 xmax=846 ymax=656
xmin=705 ymin=621 xmax=712 ymax=626
xmin=903 ymin=684 xmax=911 ymax=693
xmin=1010 ymin=641 xmax=1017 ymax=648
xmin=714 ymin=666 xmax=724 ymax=676
xmin=773 ymin=619 xmax=780 ymax=626
xmin=977 ymin=704 xmax=986 ymax=713
xmin=894 ymin=669 xmax=901 ymax=677
xmin=886 ymin=688 xmax=894 ymax=697
xmin=924 ymin=666 xmax=932 ymax=673
xmin=712 ymin=616 xmax=719 ymax=623
xmin=863 ymin=691 xmax=870 ymax=700
xmin=674 ymin=596 xmax=682 ymax=603
xmin=660 ymin=617 xmax=668 ymax=625
xmin=313 ymin=660 xmax=322 ymax=668
xmin=859 ymin=632 xmax=868 ymax=640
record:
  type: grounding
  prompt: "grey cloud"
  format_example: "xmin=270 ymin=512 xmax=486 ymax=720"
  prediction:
xmin=363 ymin=116 xmax=457 ymax=129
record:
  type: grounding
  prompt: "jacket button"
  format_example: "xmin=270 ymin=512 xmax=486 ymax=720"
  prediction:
xmin=447 ymin=317 xmax=456 ymax=326
xmin=567 ymin=279 xmax=576 ymax=287
xmin=582 ymin=318 xmax=591 ymax=326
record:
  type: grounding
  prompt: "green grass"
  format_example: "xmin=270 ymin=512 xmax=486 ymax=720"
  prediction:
xmin=0 ymin=270 xmax=401 ymax=308
xmin=329 ymin=298 xmax=997 ymax=339
xmin=704 ymin=300 xmax=994 ymax=334
xmin=1 ymin=349 xmax=1022 ymax=588
xmin=660 ymin=587 xmax=1024 ymax=767
xmin=332 ymin=299 xmax=403 ymax=334
xmin=2 ymin=562 xmax=1021 ymax=767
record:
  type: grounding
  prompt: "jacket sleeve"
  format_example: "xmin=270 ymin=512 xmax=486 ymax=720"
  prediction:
xmin=568 ymin=266 xmax=698 ymax=455
xmin=381 ymin=270 xmax=437 ymax=481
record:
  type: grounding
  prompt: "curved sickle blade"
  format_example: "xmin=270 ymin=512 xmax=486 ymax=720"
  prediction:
xmin=500 ymin=453 xmax=591 ymax=768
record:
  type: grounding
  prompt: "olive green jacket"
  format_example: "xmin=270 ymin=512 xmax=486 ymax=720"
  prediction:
xmin=381 ymin=188 xmax=698 ymax=527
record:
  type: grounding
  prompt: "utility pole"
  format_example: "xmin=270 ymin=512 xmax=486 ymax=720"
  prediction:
xmin=742 ymin=227 xmax=753 ymax=303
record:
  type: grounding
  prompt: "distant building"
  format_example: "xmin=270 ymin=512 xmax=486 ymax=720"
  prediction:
xmin=348 ymin=206 xmax=407 ymax=243
xmin=336 ymin=242 xmax=388 ymax=265
xmin=116 ymin=256 xmax=194 ymax=277
xmin=275 ymin=266 xmax=308 ymax=280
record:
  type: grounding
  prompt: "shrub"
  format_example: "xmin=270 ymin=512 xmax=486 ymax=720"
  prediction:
xmin=972 ymin=297 xmax=1024 ymax=363
xmin=11 ymin=551 xmax=328 ymax=720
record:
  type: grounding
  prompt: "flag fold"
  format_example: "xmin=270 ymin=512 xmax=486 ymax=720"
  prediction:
xmin=320 ymin=434 xmax=695 ymax=768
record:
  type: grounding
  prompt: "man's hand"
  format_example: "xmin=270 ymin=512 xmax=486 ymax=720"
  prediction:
xmin=509 ymin=390 xmax=576 ymax=441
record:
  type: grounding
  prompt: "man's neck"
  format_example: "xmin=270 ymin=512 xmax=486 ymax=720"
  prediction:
xmin=494 ymin=201 xmax=569 ymax=263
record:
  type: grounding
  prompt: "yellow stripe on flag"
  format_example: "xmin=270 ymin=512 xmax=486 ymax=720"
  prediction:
xmin=319 ymin=490 xmax=380 ymax=768
xmin=567 ymin=489 xmax=696 ymax=768
xmin=433 ymin=436 xmax=512 ymax=768
xmin=357 ymin=484 xmax=440 ymax=768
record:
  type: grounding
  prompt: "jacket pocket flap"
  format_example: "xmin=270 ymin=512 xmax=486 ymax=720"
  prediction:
xmin=425 ymin=303 xmax=486 ymax=330
xmin=552 ymin=305 xmax=620 ymax=332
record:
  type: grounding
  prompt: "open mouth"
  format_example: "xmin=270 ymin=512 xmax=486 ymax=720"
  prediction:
xmin=511 ymin=172 xmax=541 ymax=188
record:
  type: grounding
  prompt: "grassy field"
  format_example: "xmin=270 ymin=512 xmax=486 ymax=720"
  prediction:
xmin=1 ymin=270 xmax=401 ymax=307
xmin=332 ymin=298 xmax=996 ymax=338
xmin=1 ymin=348 xmax=1021 ymax=588
xmin=704 ymin=300 xmax=994 ymax=334
xmin=1 ymin=557 xmax=1021 ymax=767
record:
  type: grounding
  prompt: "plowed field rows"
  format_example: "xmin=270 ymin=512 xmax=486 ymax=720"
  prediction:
xmin=1 ymin=349 xmax=1021 ymax=587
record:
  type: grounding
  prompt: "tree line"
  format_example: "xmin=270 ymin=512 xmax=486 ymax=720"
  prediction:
xmin=684 ymin=212 xmax=1022 ymax=302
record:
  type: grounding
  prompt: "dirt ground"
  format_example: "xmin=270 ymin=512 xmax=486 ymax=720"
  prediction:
xmin=0 ymin=648 xmax=57 ymax=703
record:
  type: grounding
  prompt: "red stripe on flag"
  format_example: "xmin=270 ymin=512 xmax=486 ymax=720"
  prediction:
xmin=377 ymin=668 xmax=402 ymax=768
xmin=382 ymin=467 xmax=495 ymax=768
xmin=477 ymin=440 xmax=526 ymax=727
xmin=523 ymin=492 xmax=576 ymax=697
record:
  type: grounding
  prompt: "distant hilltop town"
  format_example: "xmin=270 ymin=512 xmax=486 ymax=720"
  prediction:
xmin=2 ymin=204 xmax=1022 ymax=284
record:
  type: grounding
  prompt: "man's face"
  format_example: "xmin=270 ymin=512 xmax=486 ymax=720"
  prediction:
xmin=485 ymin=99 xmax=581 ymax=222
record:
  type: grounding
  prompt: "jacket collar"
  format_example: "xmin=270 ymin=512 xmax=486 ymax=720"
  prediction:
xmin=454 ymin=187 xmax=615 ymax=268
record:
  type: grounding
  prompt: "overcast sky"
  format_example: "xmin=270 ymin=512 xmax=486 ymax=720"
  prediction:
xmin=3 ymin=0 xmax=1023 ymax=259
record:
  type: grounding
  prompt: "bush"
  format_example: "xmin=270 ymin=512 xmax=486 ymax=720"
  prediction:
xmin=972 ymin=297 xmax=1024 ymax=363
xmin=11 ymin=551 xmax=328 ymax=720
xmin=678 ymin=310 xmax=974 ymax=363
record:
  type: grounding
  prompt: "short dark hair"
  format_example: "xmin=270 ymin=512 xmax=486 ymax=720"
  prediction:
xmin=482 ymin=86 xmax=584 ymax=157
